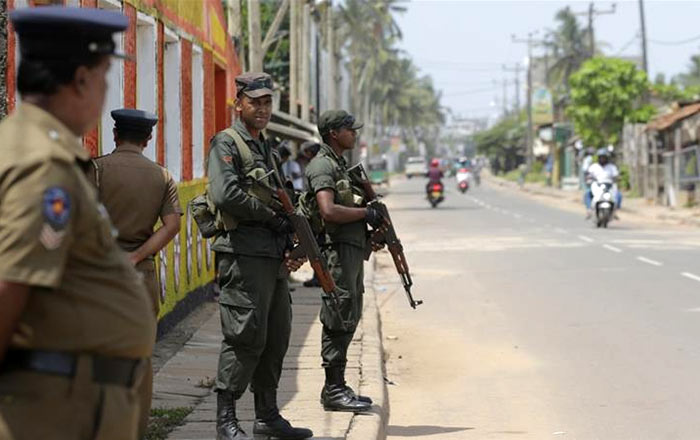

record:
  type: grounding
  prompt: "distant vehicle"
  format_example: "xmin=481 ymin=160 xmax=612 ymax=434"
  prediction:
xmin=405 ymin=156 xmax=427 ymax=179
xmin=368 ymin=158 xmax=389 ymax=185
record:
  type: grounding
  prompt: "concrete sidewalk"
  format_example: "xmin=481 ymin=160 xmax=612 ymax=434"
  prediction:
xmin=486 ymin=173 xmax=700 ymax=228
xmin=151 ymin=262 xmax=388 ymax=440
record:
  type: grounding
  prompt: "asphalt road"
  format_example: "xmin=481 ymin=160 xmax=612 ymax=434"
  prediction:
xmin=375 ymin=176 xmax=700 ymax=440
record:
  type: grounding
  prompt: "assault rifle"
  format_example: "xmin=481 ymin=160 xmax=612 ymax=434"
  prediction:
xmin=350 ymin=164 xmax=423 ymax=309
xmin=271 ymin=171 xmax=349 ymax=331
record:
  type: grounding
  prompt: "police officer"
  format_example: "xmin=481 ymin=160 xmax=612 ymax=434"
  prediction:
xmin=0 ymin=7 xmax=155 ymax=440
xmin=207 ymin=72 xmax=312 ymax=440
xmin=90 ymin=109 xmax=182 ymax=438
xmin=305 ymin=110 xmax=385 ymax=412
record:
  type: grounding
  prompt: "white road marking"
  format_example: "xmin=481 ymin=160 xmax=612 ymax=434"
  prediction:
xmin=513 ymin=214 xmax=523 ymax=219
xmin=556 ymin=228 xmax=568 ymax=234
xmin=603 ymin=244 xmax=622 ymax=253
xmin=636 ymin=256 xmax=663 ymax=266
xmin=681 ymin=272 xmax=700 ymax=283
xmin=578 ymin=235 xmax=594 ymax=243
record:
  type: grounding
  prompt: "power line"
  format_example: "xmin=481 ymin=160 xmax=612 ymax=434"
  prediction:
xmin=649 ymin=34 xmax=700 ymax=46
xmin=615 ymin=32 xmax=639 ymax=56
xmin=448 ymin=86 xmax=501 ymax=97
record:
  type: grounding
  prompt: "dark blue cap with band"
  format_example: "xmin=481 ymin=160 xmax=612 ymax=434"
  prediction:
xmin=10 ymin=6 xmax=129 ymax=60
xmin=111 ymin=108 xmax=158 ymax=135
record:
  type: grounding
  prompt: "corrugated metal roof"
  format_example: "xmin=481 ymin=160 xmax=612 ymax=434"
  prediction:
xmin=647 ymin=103 xmax=700 ymax=131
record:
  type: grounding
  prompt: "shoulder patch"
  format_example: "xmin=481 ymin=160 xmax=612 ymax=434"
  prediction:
xmin=42 ymin=186 xmax=71 ymax=229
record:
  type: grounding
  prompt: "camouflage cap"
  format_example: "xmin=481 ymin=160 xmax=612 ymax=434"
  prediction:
xmin=318 ymin=110 xmax=363 ymax=135
xmin=235 ymin=72 xmax=273 ymax=98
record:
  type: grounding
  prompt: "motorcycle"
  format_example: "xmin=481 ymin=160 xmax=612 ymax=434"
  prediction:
xmin=427 ymin=182 xmax=445 ymax=208
xmin=591 ymin=180 xmax=616 ymax=228
xmin=455 ymin=168 xmax=470 ymax=194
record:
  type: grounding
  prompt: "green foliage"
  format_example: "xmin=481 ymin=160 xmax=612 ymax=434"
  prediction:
xmin=337 ymin=0 xmax=443 ymax=153
xmin=567 ymin=57 xmax=653 ymax=147
xmin=651 ymin=82 xmax=700 ymax=103
xmin=240 ymin=1 xmax=290 ymax=96
xmin=145 ymin=407 xmax=193 ymax=440
xmin=619 ymin=164 xmax=631 ymax=191
xmin=472 ymin=112 xmax=526 ymax=172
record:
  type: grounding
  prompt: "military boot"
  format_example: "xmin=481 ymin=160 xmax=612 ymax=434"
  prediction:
xmin=253 ymin=390 xmax=313 ymax=439
xmin=319 ymin=365 xmax=373 ymax=405
xmin=216 ymin=390 xmax=252 ymax=440
xmin=321 ymin=367 xmax=371 ymax=412
xmin=341 ymin=364 xmax=372 ymax=404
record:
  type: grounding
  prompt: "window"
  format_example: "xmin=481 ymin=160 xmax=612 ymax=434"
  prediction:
xmin=98 ymin=0 xmax=123 ymax=155
xmin=137 ymin=12 xmax=157 ymax=161
xmin=163 ymin=27 xmax=181 ymax=181
xmin=192 ymin=45 xmax=204 ymax=178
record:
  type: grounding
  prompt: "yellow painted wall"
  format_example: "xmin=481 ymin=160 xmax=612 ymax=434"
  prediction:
xmin=155 ymin=178 xmax=215 ymax=320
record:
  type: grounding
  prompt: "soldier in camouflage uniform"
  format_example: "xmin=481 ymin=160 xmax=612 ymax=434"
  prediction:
xmin=206 ymin=72 xmax=312 ymax=440
xmin=305 ymin=110 xmax=385 ymax=412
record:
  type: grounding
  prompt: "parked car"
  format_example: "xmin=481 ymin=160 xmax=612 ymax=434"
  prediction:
xmin=405 ymin=156 xmax=427 ymax=179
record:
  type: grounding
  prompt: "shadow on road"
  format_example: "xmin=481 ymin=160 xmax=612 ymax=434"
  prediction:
xmin=387 ymin=425 xmax=475 ymax=436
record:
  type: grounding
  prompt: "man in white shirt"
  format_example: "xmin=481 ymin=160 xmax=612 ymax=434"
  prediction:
xmin=585 ymin=148 xmax=622 ymax=218
xmin=279 ymin=145 xmax=304 ymax=191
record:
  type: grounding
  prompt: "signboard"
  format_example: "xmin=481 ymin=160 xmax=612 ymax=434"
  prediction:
xmin=533 ymin=87 xmax=553 ymax=125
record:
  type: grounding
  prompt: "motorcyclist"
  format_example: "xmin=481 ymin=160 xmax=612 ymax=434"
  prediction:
xmin=426 ymin=158 xmax=444 ymax=192
xmin=585 ymin=148 xmax=622 ymax=219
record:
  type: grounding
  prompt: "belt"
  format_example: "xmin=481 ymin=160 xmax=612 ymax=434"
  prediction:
xmin=1 ymin=350 xmax=141 ymax=387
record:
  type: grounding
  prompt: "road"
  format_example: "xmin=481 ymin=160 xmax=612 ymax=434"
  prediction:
xmin=374 ymin=176 xmax=700 ymax=440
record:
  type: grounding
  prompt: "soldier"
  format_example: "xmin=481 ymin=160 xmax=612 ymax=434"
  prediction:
xmin=207 ymin=72 xmax=312 ymax=440
xmin=0 ymin=6 xmax=155 ymax=440
xmin=305 ymin=110 xmax=385 ymax=412
xmin=90 ymin=108 xmax=182 ymax=438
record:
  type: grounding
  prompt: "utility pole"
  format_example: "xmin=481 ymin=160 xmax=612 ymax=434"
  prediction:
xmin=502 ymin=79 xmax=508 ymax=117
xmin=574 ymin=2 xmax=616 ymax=56
xmin=226 ymin=0 xmax=245 ymax=72
xmin=247 ymin=0 xmax=263 ymax=72
xmin=289 ymin=0 xmax=298 ymax=117
xmin=503 ymin=63 xmax=521 ymax=114
xmin=300 ymin=2 xmax=311 ymax=122
xmin=638 ymin=0 xmax=649 ymax=74
xmin=512 ymin=32 xmax=539 ymax=169
xmin=326 ymin=0 xmax=336 ymax=110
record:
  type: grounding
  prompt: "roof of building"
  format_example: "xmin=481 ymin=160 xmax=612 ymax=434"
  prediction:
xmin=647 ymin=102 xmax=700 ymax=131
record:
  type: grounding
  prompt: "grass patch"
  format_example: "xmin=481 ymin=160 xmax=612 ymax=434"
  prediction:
xmin=503 ymin=169 xmax=547 ymax=184
xmin=145 ymin=407 xmax=193 ymax=440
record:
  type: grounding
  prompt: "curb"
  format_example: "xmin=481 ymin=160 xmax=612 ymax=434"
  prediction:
xmin=346 ymin=255 xmax=388 ymax=440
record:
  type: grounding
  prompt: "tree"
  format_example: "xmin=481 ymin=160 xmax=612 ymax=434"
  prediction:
xmin=473 ymin=112 xmax=526 ymax=172
xmin=567 ymin=57 xmax=654 ymax=147
xmin=545 ymin=6 xmax=591 ymax=98
xmin=675 ymin=55 xmax=700 ymax=89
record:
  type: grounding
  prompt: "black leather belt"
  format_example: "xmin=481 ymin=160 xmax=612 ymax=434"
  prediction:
xmin=1 ymin=350 xmax=141 ymax=387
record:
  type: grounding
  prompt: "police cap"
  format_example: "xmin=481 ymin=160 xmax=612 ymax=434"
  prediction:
xmin=318 ymin=110 xmax=363 ymax=136
xmin=10 ymin=6 xmax=129 ymax=60
xmin=235 ymin=72 xmax=273 ymax=98
xmin=111 ymin=108 xmax=158 ymax=136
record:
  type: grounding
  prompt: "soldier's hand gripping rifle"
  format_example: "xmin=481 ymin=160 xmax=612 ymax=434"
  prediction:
xmin=350 ymin=164 xmax=423 ymax=309
xmin=271 ymin=171 xmax=350 ymax=331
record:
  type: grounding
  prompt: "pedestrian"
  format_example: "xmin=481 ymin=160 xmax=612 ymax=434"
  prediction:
xmin=0 ymin=7 xmax=155 ymax=440
xmin=279 ymin=144 xmax=304 ymax=191
xmin=304 ymin=110 xmax=386 ymax=412
xmin=206 ymin=71 xmax=313 ymax=440
xmin=297 ymin=141 xmax=321 ymax=186
xmin=89 ymin=108 xmax=182 ymax=438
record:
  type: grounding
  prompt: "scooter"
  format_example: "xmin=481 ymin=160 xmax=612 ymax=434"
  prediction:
xmin=455 ymin=168 xmax=470 ymax=194
xmin=427 ymin=182 xmax=445 ymax=208
xmin=591 ymin=180 xmax=616 ymax=228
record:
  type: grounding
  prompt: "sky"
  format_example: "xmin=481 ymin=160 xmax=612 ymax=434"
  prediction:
xmin=395 ymin=0 xmax=700 ymax=121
